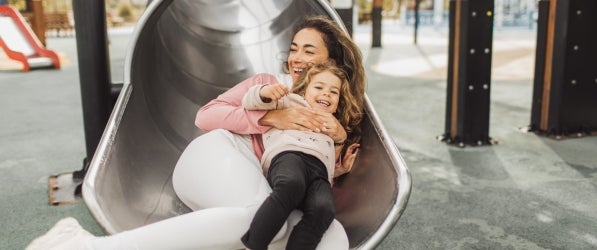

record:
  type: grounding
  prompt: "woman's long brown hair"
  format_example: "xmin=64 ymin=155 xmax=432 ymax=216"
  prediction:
xmin=285 ymin=16 xmax=367 ymax=145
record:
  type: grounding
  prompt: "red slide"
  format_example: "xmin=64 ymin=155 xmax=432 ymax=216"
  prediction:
xmin=0 ymin=5 xmax=60 ymax=72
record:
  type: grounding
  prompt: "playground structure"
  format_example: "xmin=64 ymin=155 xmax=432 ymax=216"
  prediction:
xmin=529 ymin=0 xmax=597 ymax=137
xmin=441 ymin=0 xmax=597 ymax=146
xmin=0 ymin=5 xmax=60 ymax=71
xmin=74 ymin=0 xmax=411 ymax=249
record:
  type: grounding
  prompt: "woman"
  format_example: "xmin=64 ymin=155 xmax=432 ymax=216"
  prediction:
xmin=177 ymin=15 xmax=366 ymax=248
xmin=27 ymin=16 xmax=365 ymax=250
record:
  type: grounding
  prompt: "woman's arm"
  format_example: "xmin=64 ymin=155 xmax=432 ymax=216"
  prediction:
xmin=259 ymin=107 xmax=325 ymax=132
xmin=334 ymin=143 xmax=360 ymax=178
xmin=196 ymin=74 xmax=328 ymax=134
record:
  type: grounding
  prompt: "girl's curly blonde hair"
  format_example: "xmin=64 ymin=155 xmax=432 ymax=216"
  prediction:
xmin=291 ymin=61 xmax=364 ymax=146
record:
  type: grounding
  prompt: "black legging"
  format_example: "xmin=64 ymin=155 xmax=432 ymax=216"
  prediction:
xmin=241 ymin=151 xmax=335 ymax=250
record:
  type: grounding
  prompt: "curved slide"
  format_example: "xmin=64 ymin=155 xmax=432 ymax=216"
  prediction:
xmin=0 ymin=5 xmax=60 ymax=71
xmin=82 ymin=0 xmax=411 ymax=249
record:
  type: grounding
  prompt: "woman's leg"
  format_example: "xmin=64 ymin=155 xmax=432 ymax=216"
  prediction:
xmin=112 ymin=206 xmax=256 ymax=250
xmin=172 ymin=129 xmax=271 ymax=209
xmin=89 ymin=130 xmax=276 ymax=250
xmin=40 ymin=130 xmax=348 ymax=250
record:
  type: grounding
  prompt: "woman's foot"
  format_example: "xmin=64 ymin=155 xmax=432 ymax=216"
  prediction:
xmin=26 ymin=217 xmax=93 ymax=250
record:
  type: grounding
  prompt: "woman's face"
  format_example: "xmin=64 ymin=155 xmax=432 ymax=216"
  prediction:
xmin=288 ymin=28 xmax=330 ymax=83
xmin=304 ymin=70 xmax=341 ymax=114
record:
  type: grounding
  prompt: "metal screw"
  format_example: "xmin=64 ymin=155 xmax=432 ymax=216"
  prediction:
xmin=470 ymin=48 xmax=476 ymax=54
xmin=469 ymin=85 xmax=474 ymax=91
xmin=571 ymin=80 xmax=577 ymax=85
xmin=486 ymin=11 xmax=492 ymax=17
xmin=577 ymin=10 xmax=582 ymax=15
xmin=483 ymin=84 xmax=488 ymax=90
xmin=472 ymin=11 xmax=477 ymax=17
xmin=484 ymin=48 xmax=490 ymax=54
xmin=573 ymin=45 xmax=579 ymax=51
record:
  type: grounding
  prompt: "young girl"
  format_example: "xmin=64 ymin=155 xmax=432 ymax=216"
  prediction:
xmin=240 ymin=62 xmax=363 ymax=250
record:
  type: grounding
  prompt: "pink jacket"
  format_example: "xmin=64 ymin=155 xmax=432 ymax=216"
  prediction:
xmin=195 ymin=73 xmax=280 ymax=160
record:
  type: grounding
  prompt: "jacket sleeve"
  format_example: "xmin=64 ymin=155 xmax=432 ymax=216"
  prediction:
xmin=195 ymin=74 xmax=278 ymax=134
xmin=242 ymin=85 xmax=278 ymax=111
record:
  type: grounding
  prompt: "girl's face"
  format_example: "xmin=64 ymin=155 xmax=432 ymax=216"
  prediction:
xmin=288 ymin=28 xmax=330 ymax=83
xmin=304 ymin=70 xmax=341 ymax=114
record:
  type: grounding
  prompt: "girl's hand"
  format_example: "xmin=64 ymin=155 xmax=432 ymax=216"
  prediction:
xmin=335 ymin=143 xmax=360 ymax=177
xmin=316 ymin=111 xmax=347 ymax=143
xmin=259 ymin=83 xmax=289 ymax=102
xmin=259 ymin=106 xmax=324 ymax=132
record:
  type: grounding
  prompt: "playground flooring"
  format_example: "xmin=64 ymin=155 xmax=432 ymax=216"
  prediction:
xmin=1 ymin=22 xmax=596 ymax=249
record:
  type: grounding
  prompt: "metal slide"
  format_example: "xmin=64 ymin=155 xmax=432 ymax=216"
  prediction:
xmin=82 ymin=0 xmax=411 ymax=249
xmin=0 ymin=5 xmax=60 ymax=71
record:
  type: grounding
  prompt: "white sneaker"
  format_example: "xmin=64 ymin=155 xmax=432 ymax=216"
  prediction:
xmin=26 ymin=217 xmax=94 ymax=250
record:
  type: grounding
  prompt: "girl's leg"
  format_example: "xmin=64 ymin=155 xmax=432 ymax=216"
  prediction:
xmin=287 ymin=179 xmax=335 ymax=250
xmin=271 ymin=216 xmax=349 ymax=250
xmin=241 ymin=152 xmax=309 ymax=250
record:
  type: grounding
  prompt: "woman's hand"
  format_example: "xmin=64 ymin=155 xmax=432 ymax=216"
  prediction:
xmin=316 ymin=111 xmax=347 ymax=143
xmin=259 ymin=106 xmax=324 ymax=132
xmin=334 ymin=143 xmax=360 ymax=177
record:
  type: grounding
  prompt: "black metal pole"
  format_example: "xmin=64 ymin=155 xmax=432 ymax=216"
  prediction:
xmin=371 ymin=4 xmax=382 ymax=47
xmin=72 ymin=0 xmax=111 ymax=178
xmin=334 ymin=0 xmax=354 ymax=37
xmin=441 ymin=0 xmax=495 ymax=147
xmin=529 ymin=0 xmax=549 ymax=132
xmin=414 ymin=0 xmax=420 ymax=44
xmin=530 ymin=0 xmax=597 ymax=136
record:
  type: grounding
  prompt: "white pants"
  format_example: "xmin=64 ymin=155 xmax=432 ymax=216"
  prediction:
xmin=120 ymin=129 xmax=349 ymax=250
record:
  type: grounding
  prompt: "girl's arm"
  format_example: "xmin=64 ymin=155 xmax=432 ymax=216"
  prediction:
xmin=195 ymin=74 xmax=276 ymax=134
xmin=242 ymin=84 xmax=289 ymax=111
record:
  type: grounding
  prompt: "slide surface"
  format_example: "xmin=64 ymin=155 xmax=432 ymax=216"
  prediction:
xmin=0 ymin=5 xmax=60 ymax=71
xmin=82 ymin=0 xmax=411 ymax=249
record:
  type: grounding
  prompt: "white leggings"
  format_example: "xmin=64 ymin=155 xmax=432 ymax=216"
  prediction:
xmin=112 ymin=129 xmax=349 ymax=250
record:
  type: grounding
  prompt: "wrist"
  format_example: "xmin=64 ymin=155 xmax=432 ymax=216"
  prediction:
xmin=259 ymin=111 xmax=274 ymax=126
xmin=259 ymin=85 xmax=272 ymax=103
